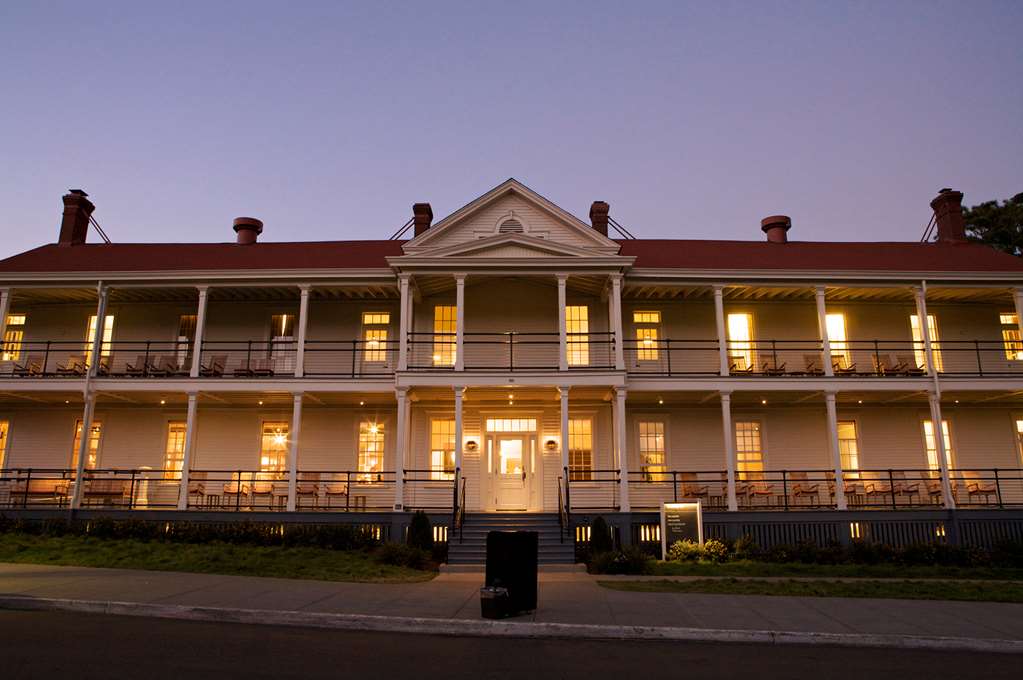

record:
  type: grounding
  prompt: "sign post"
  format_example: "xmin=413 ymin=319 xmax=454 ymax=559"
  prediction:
xmin=660 ymin=501 xmax=703 ymax=559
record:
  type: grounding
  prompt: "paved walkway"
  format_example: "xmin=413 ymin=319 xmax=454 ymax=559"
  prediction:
xmin=1 ymin=563 xmax=1022 ymax=642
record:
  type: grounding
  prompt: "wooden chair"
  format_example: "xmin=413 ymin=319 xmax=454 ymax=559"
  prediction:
xmin=10 ymin=477 xmax=71 ymax=506
xmin=151 ymin=355 xmax=187 ymax=377
xmin=82 ymin=477 xmax=129 ymax=506
xmin=222 ymin=473 xmax=250 ymax=509
xmin=252 ymin=357 xmax=276 ymax=377
xmin=923 ymin=470 xmax=945 ymax=504
xmin=250 ymin=477 xmax=275 ymax=509
xmin=896 ymin=354 xmax=926 ymax=376
xmin=95 ymin=355 xmax=112 ymax=376
xmin=56 ymin=354 xmax=87 ymax=376
xmin=295 ymin=473 xmax=321 ymax=509
xmin=864 ymin=472 xmax=895 ymax=506
xmin=964 ymin=471 xmax=997 ymax=505
xmin=761 ymin=356 xmax=787 ymax=376
xmin=325 ymin=476 xmax=349 ymax=509
xmin=187 ymin=471 xmax=207 ymax=507
xmin=802 ymin=354 xmax=824 ymax=376
xmin=872 ymin=354 xmax=899 ymax=376
xmin=12 ymin=354 xmax=44 ymax=377
xmin=743 ymin=471 xmax=775 ymax=507
xmin=826 ymin=471 xmax=862 ymax=506
xmin=788 ymin=471 xmax=820 ymax=506
xmin=678 ymin=472 xmax=709 ymax=500
xmin=200 ymin=354 xmax=226 ymax=377
xmin=832 ymin=358 xmax=858 ymax=376
xmin=891 ymin=470 xmax=921 ymax=505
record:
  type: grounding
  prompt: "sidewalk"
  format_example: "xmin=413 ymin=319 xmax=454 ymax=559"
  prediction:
xmin=2 ymin=562 xmax=1023 ymax=645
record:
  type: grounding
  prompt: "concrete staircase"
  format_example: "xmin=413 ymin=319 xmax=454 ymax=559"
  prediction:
xmin=446 ymin=513 xmax=576 ymax=565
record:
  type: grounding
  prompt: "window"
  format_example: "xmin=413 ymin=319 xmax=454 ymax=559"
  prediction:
xmin=568 ymin=418 xmax=593 ymax=481
xmin=1015 ymin=419 xmax=1023 ymax=465
xmin=269 ymin=314 xmax=296 ymax=370
xmin=362 ymin=312 xmax=390 ymax=363
xmin=634 ymin=311 xmax=661 ymax=361
xmin=71 ymin=419 xmax=102 ymax=470
xmin=1000 ymin=314 xmax=1023 ymax=360
xmin=727 ymin=313 xmax=754 ymax=371
xmin=910 ymin=314 xmax=942 ymax=372
xmin=259 ymin=422 xmax=289 ymax=472
xmin=566 ymin=305 xmax=589 ymax=366
xmin=432 ymin=306 xmax=456 ymax=366
xmin=176 ymin=315 xmax=197 ymax=365
xmin=485 ymin=418 xmax=537 ymax=432
xmin=2 ymin=314 xmax=26 ymax=361
xmin=430 ymin=418 xmax=456 ymax=480
xmin=358 ymin=421 xmax=385 ymax=477
xmin=837 ymin=420 xmax=859 ymax=473
xmin=638 ymin=420 xmax=665 ymax=479
xmin=0 ymin=420 xmax=9 ymax=469
xmin=85 ymin=314 xmax=115 ymax=364
xmin=735 ymin=421 xmax=764 ymax=475
xmin=163 ymin=421 xmax=187 ymax=479
xmin=826 ymin=313 xmax=851 ymax=369
xmin=922 ymin=420 xmax=954 ymax=471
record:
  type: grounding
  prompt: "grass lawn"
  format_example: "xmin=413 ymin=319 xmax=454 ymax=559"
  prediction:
xmin=599 ymin=578 xmax=1023 ymax=603
xmin=0 ymin=533 xmax=435 ymax=583
xmin=646 ymin=560 xmax=1023 ymax=581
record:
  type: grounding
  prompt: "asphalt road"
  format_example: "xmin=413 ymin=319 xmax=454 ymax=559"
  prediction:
xmin=1 ymin=610 xmax=1019 ymax=679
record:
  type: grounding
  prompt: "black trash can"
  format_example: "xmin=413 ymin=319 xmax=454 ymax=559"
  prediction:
xmin=484 ymin=530 xmax=538 ymax=614
xmin=479 ymin=585 xmax=510 ymax=619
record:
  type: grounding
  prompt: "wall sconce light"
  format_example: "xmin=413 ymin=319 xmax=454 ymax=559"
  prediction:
xmin=545 ymin=439 xmax=558 ymax=452
xmin=464 ymin=439 xmax=479 ymax=452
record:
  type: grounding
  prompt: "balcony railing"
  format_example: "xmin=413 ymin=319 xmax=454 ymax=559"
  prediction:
xmin=406 ymin=331 xmax=615 ymax=371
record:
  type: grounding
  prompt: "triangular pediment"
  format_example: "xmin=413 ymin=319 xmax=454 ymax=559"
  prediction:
xmin=401 ymin=179 xmax=621 ymax=256
xmin=414 ymin=233 xmax=601 ymax=259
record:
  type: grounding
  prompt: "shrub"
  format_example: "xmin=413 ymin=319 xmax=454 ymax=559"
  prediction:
xmin=375 ymin=543 xmax=430 ymax=570
xmin=589 ymin=546 xmax=653 ymax=574
xmin=667 ymin=539 xmax=703 ymax=562
xmin=703 ymin=538 xmax=730 ymax=563
xmin=732 ymin=534 xmax=760 ymax=561
xmin=407 ymin=511 xmax=434 ymax=552
xmin=590 ymin=516 xmax=613 ymax=554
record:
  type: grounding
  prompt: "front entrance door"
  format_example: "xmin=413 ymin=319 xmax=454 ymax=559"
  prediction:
xmin=495 ymin=435 xmax=529 ymax=510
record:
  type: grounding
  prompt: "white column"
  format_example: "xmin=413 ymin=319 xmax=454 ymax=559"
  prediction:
xmin=824 ymin=392 xmax=847 ymax=509
xmin=720 ymin=391 xmax=737 ymax=511
xmin=557 ymin=275 xmax=568 ymax=371
xmin=393 ymin=387 xmax=409 ymax=510
xmin=398 ymin=275 xmax=411 ymax=371
xmin=613 ymin=387 xmax=630 ymax=512
xmin=189 ymin=286 xmax=209 ymax=377
xmin=609 ymin=275 xmax=625 ymax=370
xmin=559 ymin=386 xmax=570 ymax=474
xmin=913 ymin=284 xmax=936 ymax=376
xmin=0 ymin=288 xmax=11 ymax=358
xmin=294 ymin=286 xmax=310 ymax=378
xmin=454 ymin=274 xmax=466 ymax=371
xmin=88 ymin=284 xmax=109 ymax=377
xmin=177 ymin=392 xmax=199 ymax=510
xmin=70 ymin=391 xmax=97 ymax=509
xmin=1013 ymin=288 xmax=1023 ymax=357
xmin=815 ymin=286 xmax=834 ymax=377
xmin=453 ymin=387 xmax=464 ymax=472
xmin=713 ymin=285 xmax=729 ymax=376
xmin=928 ymin=393 xmax=956 ymax=509
xmin=287 ymin=393 xmax=303 ymax=511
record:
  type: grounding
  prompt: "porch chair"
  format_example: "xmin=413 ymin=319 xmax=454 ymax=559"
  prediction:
xmin=252 ymin=357 xmax=276 ymax=377
xmin=324 ymin=475 xmax=350 ymax=509
xmin=863 ymin=472 xmax=896 ymax=506
xmin=82 ymin=476 xmax=129 ymax=507
xmin=872 ymin=354 xmax=899 ymax=376
xmin=896 ymin=354 xmax=926 ymax=376
xmin=151 ymin=355 xmax=187 ymax=377
xmin=12 ymin=354 xmax=44 ymax=377
xmin=891 ymin=470 xmax=921 ymax=505
xmin=56 ymin=354 xmax=87 ymax=376
xmin=678 ymin=472 xmax=709 ymax=501
xmin=95 ymin=355 xmax=112 ymax=376
xmin=788 ymin=471 xmax=820 ymax=506
xmin=221 ymin=472 xmax=250 ymax=509
xmin=295 ymin=472 xmax=321 ymax=510
xmin=964 ymin=471 xmax=998 ymax=506
xmin=250 ymin=476 xmax=275 ymax=509
xmin=832 ymin=358 xmax=858 ymax=376
xmin=729 ymin=357 xmax=756 ymax=374
xmin=743 ymin=471 xmax=775 ymax=507
xmin=923 ymin=470 xmax=946 ymax=505
xmin=187 ymin=471 xmax=207 ymax=507
xmin=825 ymin=471 xmax=862 ymax=507
xmin=802 ymin=354 xmax=824 ymax=376
xmin=761 ymin=356 xmax=787 ymax=376
xmin=200 ymin=354 xmax=227 ymax=377
xmin=124 ymin=354 xmax=152 ymax=377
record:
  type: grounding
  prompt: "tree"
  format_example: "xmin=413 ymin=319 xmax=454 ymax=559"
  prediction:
xmin=964 ymin=193 xmax=1023 ymax=257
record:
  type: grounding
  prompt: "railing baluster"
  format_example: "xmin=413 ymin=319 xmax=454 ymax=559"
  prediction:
xmin=508 ymin=332 xmax=515 ymax=371
xmin=23 ymin=468 xmax=31 ymax=508
xmin=994 ymin=468 xmax=1003 ymax=508
xmin=975 ymin=340 xmax=983 ymax=377
xmin=888 ymin=468 xmax=896 ymax=510
xmin=43 ymin=342 xmax=51 ymax=376
xmin=351 ymin=339 xmax=357 ymax=378
xmin=346 ymin=471 xmax=351 ymax=512
xmin=781 ymin=470 xmax=788 ymax=511
xmin=666 ymin=339 xmax=672 ymax=376
xmin=873 ymin=340 xmax=880 ymax=375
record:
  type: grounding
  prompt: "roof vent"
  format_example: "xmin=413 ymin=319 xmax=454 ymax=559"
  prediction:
xmin=498 ymin=218 xmax=524 ymax=234
xmin=233 ymin=217 xmax=263 ymax=245
xmin=760 ymin=215 xmax=791 ymax=243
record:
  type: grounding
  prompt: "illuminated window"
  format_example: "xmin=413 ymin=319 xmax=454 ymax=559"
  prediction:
xmin=0 ymin=420 xmax=9 ymax=469
xmin=837 ymin=420 xmax=859 ymax=473
xmin=922 ymin=420 xmax=954 ymax=471
xmin=485 ymin=418 xmax=537 ymax=432
xmin=633 ymin=311 xmax=661 ymax=361
xmin=566 ymin=305 xmax=589 ymax=366
xmin=71 ymin=419 xmax=102 ymax=470
xmin=358 ymin=421 xmax=385 ymax=477
xmin=727 ymin=313 xmax=754 ymax=371
xmin=163 ymin=421 xmax=187 ymax=479
xmin=1015 ymin=419 xmax=1023 ymax=465
xmin=1000 ymin=314 xmax=1023 ymax=360
xmin=433 ymin=306 xmax=456 ymax=366
xmin=638 ymin=420 xmax=666 ymax=479
xmin=269 ymin=314 xmax=296 ymax=370
xmin=176 ymin=315 xmax=197 ymax=365
xmin=910 ymin=314 xmax=942 ymax=372
xmin=85 ymin=315 xmax=115 ymax=363
xmin=430 ymin=418 xmax=456 ymax=480
xmin=259 ymin=422 xmax=289 ymax=472
xmin=2 ymin=314 xmax=26 ymax=361
xmin=568 ymin=418 xmax=593 ymax=481
xmin=362 ymin=312 xmax=390 ymax=363
xmin=826 ymin=313 xmax=851 ymax=369
xmin=735 ymin=421 xmax=764 ymax=474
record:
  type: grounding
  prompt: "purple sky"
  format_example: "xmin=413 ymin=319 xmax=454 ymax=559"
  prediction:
xmin=1 ymin=1 xmax=1020 ymax=258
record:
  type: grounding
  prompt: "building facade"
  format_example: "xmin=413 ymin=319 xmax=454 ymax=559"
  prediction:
xmin=1 ymin=180 xmax=1022 ymax=554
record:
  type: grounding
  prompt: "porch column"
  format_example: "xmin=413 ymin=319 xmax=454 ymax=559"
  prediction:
xmin=454 ymin=274 xmax=466 ymax=371
xmin=609 ymin=275 xmax=625 ymax=370
xmin=713 ymin=285 xmax=729 ymax=376
xmin=928 ymin=393 xmax=956 ymax=509
xmin=287 ymin=393 xmax=302 ymax=511
xmin=824 ymin=392 xmax=847 ymax=509
xmin=177 ymin=392 xmax=199 ymax=510
xmin=555 ymin=275 xmax=568 ymax=371
xmin=453 ymin=387 xmax=464 ymax=473
xmin=613 ymin=387 xmax=630 ymax=512
xmin=189 ymin=286 xmax=209 ymax=377
xmin=398 ymin=275 xmax=411 ymax=371
xmin=1013 ymin=287 xmax=1023 ymax=358
xmin=88 ymin=284 xmax=109 ymax=377
xmin=720 ymin=391 xmax=738 ymax=511
xmin=70 ymin=391 xmax=97 ymax=509
xmin=393 ymin=387 xmax=409 ymax=510
xmin=294 ymin=286 xmax=310 ymax=378
xmin=913 ymin=284 xmax=937 ymax=376
xmin=0 ymin=288 xmax=11 ymax=357
xmin=559 ymin=386 xmax=570 ymax=474
xmin=815 ymin=286 xmax=834 ymax=377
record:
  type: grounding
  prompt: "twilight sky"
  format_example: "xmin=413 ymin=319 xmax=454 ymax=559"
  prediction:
xmin=1 ymin=1 xmax=1020 ymax=258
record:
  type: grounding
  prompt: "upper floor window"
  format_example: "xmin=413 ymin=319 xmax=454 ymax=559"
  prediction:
xmin=633 ymin=311 xmax=661 ymax=361
xmin=826 ymin=313 xmax=851 ymax=369
xmin=430 ymin=418 xmax=456 ymax=480
xmin=260 ymin=421 xmax=289 ymax=472
xmin=85 ymin=314 xmax=115 ymax=365
xmin=922 ymin=419 xmax=954 ymax=470
xmin=1015 ymin=419 xmax=1023 ymax=466
xmin=71 ymin=419 xmax=102 ymax=470
xmin=0 ymin=419 xmax=9 ymax=469
xmin=568 ymin=417 xmax=593 ymax=481
xmin=1000 ymin=313 xmax=1023 ymax=360
xmin=176 ymin=314 xmax=197 ymax=365
xmin=269 ymin=314 xmax=296 ymax=371
xmin=910 ymin=314 xmax=942 ymax=372
xmin=2 ymin=314 xmax=26 ymax=361
xmin=735 ymin=421 xmax=764 ymax=474
xmin=164 ymin=421 xmax=187 ymax=480
xmin=362 ymin=312 xmax=390 ymax=363
xmin=433 ymin=305 xmax=456 ymax=366
xmin=727 ymin=313 xmax=754 ymax=371
xmin=566 ymin=305 xmax=589 ymax=366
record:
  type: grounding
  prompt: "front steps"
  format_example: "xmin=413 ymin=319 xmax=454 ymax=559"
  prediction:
xmin=446 ymin=513 xmax=576 ymax=565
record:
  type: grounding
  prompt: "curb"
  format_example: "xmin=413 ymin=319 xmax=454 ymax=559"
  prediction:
xmin=2 ymin=595 xmax=1022 ymax=653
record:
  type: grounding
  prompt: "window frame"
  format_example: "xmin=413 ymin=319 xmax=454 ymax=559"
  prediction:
xmin=734 ymin=419 xmax=766 ymax=476
xmin=85 ymin=314 xmax=115 ymax=364
xmin=429 ymin=417 xmax=457 ymax=480
xmin=432 ymin=305 xmax=457 ymax=367
xmin=258 ymin=421 xmax=290 ymax=473
xmin=565 ymin=304 xmax=590 ymax=367
xmin=361 ymin=311 xmax=391 ymax=364
xmin=636 ymin=418 xmax=667 ymax=481
xmin=567 ymin=416 xmax=594 ymax=482
xmin=2 ymin=314 xmax=26 ymax=362
xmin=910 ymin=314 xmax=942 ymax=372
xmin=726 ymin=312 xmax=755 ymax=371
xmin=0 ymin=419 xmax=9 ymax=469
xmin=921 ymin=417 xmax=955 ymax=471
xmin=836 ymin=418 xmax=860 ymax=475
xmin=1000 ymin=313 xmax=1023 ymax=361
xmin=163 ymin=420 xmax=188 ymax=480
xmin=357 ymin=419 xmax=386 ymax=480
xmin=70 ymin=418 xmax=103 ymax=470
xmin=633 ymin=310 xmax=662 ymax=362
xmin=826 ymin=312 xmax=851 ymax=370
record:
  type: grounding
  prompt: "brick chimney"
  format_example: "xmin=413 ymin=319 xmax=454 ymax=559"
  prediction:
xmin=761 ymin=215 xmax=791 ymax=243
xmin=233 ymin=217 xmax=263 ymax=245
xmin=589 ymin=201 xmax=610 ymax=236
xmin=930 ymin=188 xmax=966 ymax=243
xmin=58 ymin=189 xmax=95 ymax=246
xmin=412 ymin=203 xmax=433 ymax=237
